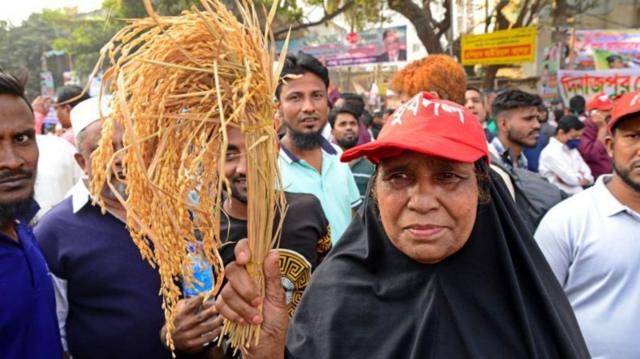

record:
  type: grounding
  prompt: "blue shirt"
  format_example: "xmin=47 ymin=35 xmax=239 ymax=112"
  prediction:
xmin=522 ymin=133 xmax=549 ymax=173
xmin=279 ymin=140 xmax=361 ymax=244
xmin=35 ymin=182 xmax=175 ymax=359
xmin=0 ymin=201 xmax=62 ymax=359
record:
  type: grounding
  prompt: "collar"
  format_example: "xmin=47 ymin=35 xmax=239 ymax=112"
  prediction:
xmin=490 ymin=137 xmax=528 ymax=169
xmin=490 ymin=136 xmax=507 ymax=154
xmin=71 ymin=179 xmax=127 ymax=223
xmin=71 ymin=179 xmax=92 ymax=214
xmin=350 ymin=156 xmax=363 ymax=167
xmin=549 ymin=137 xmax=575 ymax=154
xmin=595 ymin=175 xmax=639 ymax=218
xmin=15 ymin=199 xmax=40 ymax=224
xmin=549 ymin=137 xmax=565 ymax=150
xmin=279 ymin=137 xmax=338 ymax=163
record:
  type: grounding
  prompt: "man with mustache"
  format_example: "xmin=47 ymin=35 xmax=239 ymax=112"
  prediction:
xmin=328 ymin=105 xmax=375 ymax=199
xmin=535 ymin=90 xmax=640 ymax=358
xmin=277 ymin=52 xmax=361 ymax=243
xmin=35 ymin=97 xmax=175 ymax=358
xmin=490 ymin=90 xmax=542 ymax=170
xmin=333 ymin=92 xmax=372 ymax=145
xmin=0 ymin=71 xmax=62 ymax=358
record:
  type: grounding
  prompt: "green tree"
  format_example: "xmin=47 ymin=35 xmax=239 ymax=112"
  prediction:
xmin=0 ymin=9 xmax=79 ymax=99
xmin=51 ymin=18 xmax=121 ymax=84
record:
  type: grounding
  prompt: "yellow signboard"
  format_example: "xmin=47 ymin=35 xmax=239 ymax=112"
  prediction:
xmin=461 ymin=27 xmax=537 ymax=66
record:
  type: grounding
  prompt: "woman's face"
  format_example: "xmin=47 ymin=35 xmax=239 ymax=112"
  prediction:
xmin=376 ymin=152 xmax=479 ymax=264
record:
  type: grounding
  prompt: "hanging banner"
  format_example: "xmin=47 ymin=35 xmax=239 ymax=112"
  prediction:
xmin=539 ymin=42 xmax=564 ymax=101
xmin=461 ymin=27 xmax=537 ymax=66
xmin=569 ymin=29 xmax=640 ymax=70
xmin=557 ymin=68 xmax=640 ymax=106
xmin=276 ymin=26 xmax=407 ymax=67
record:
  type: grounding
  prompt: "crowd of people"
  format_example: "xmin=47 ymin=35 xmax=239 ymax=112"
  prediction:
xmin=1 ymin=47 xmax=639 ymax=359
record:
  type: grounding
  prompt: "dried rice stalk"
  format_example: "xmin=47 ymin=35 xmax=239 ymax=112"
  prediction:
xmin=89 ymin=0 xmax=289 ymax=354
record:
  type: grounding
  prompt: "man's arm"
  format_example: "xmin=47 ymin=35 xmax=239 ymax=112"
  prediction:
xmin=578 ymin=120 xmax=608 ymax=162
xmin=51 ymin=274 xmax=69 ymax=354
xmin=578 ymin=155 xmax=594 ymax=184
xmin=541 ymin=153 xmax=582 ymax=187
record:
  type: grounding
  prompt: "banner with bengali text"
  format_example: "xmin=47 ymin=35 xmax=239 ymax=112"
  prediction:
xmin=557 ymin=69 xmax=640 ymax=105
xmin=461 ymin=27 xmax=536 ymax=66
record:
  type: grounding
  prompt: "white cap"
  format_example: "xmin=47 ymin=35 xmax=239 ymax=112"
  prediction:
xmin=70 ymin=95 xmax=113 ymax=137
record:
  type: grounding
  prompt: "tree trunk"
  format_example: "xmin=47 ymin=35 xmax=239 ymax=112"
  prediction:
xmin=415 ymin=21 xmax=445 ymax=54
xmin=273 ymin=1 xmax=355 ymax=40
xmin=481 ymin=1 xmax=512 ymax=89
xmin=483 ymin=65 xmax=500 ymax=90
xmin=387 ymin=0 xmax=445 ymax=54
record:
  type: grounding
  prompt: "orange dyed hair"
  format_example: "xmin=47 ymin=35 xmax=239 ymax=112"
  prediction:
xmin=391 ymin=54 xmax=467 ymax=105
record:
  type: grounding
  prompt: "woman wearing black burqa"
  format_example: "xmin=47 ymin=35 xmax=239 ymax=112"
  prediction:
xmin=215 ymin=92 xmax=590 ymax=358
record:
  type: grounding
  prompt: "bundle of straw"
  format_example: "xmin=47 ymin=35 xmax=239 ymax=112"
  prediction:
xmin=89 ymin=0 xmax=289 ymax=353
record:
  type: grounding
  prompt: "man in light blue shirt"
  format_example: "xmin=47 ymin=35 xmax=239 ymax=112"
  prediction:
xmin=534 ymin=91 xmax=640 ymax=359
xmin=276 ymin=52 xmax=361 ymax=243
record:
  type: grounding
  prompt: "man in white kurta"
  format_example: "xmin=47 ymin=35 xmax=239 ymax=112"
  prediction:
xmin=539 ymin=114 xmax=593 ymax=195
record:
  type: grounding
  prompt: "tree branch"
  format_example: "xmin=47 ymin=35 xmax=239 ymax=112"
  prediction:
xmin=435 ymin=0 xmax=451 ymax=38
xmin=388 ymin=0 xmax=444 ymax=53
xmin=514 ymin=0 xmax=532 ymax=27
xmin=423 ymin=0 xmax=434 ymax=23
xmin=495 ymin=0 xmax=511 ymax=30
xmin=525 ymin=0 xmax=548 ymax=26
xmin=273 ymin=1 xmax=355 ymax=39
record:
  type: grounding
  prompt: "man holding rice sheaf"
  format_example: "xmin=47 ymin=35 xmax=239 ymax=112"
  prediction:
xmin=162 ymin=125 xmax=332 ymax=357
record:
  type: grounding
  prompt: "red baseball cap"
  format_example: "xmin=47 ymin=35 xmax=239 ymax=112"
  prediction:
xmin=341 ymin=92 xmax=489 ymax=165
xmin=586 ymin=93 xmax=614 ymax=112
xmin=609 ymin=90 xmax=640 ymax=132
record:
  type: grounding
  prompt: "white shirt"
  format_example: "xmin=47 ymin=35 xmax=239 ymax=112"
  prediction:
xmin=539 ymin=137 xmax=593 ymax=195
xmin=34 ymin=135 xmax=83 ymax=221
xmin=534 ymin=175 xmax=640 ymax=359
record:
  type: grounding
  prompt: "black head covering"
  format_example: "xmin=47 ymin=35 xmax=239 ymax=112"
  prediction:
xmin=285 ymin=164 xmax=589 ymax=358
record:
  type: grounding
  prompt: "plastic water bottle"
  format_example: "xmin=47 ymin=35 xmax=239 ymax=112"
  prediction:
xmin=182 ymin=241 xmax=214 ymax=298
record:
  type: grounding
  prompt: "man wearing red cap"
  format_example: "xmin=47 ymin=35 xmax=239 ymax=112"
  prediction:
xmin=578 ymin=93 xmax=614 ymax=179
xmin=535 ymin=90 xmax=640 ymax=358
